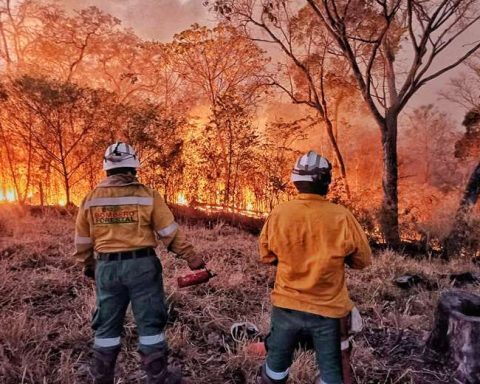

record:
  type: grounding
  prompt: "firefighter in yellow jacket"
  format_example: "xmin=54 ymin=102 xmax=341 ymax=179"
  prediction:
xmin=74 ymin=142 xmax=204 ymax=384
xmin=256 ymin=151 xmax=372 ymax=384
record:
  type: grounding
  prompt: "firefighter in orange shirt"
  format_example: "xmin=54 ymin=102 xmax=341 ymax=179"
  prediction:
xmin=74 ymin=142 xmax=204 ymax=384
xmin=257 ymin=151 xmax=372 ymax=384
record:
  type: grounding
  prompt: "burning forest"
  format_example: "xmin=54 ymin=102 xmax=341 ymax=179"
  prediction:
xmin=0 ymin=0 xmax=480 ymax=383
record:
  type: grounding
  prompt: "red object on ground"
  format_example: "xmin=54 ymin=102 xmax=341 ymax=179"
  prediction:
xmin=246 ymin=342 xmax=266 ymax=357
xmin=177 ymin=270 xmax=213 ymax=288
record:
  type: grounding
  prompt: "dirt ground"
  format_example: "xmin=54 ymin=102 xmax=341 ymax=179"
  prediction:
xmin=0 ymin=206 xmax=479 ymax=384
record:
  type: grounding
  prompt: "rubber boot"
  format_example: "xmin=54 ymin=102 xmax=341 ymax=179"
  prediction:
xmin=256 ymin=365 xmax=288 ymax=384
xmin=90 ymin=346 xmax=120 ymax=384
xmin=141 ymin=350 xmax=183 ymax=384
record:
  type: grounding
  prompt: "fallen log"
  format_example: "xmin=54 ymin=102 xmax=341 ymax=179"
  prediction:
xmin=426 ymin=290 xmax=480 ymax=383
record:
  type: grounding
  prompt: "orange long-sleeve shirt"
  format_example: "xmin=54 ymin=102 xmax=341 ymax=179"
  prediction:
xmin=73 ymin=174 xmax=195 ymax=267
xmin=259 ymin=193 xmax=372 ymax=318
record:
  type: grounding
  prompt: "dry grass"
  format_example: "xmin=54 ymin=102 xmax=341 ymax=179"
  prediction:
xmin=0 ymin=205 xmax=479 ymax=384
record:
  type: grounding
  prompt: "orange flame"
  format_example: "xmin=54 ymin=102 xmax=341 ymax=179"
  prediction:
xmin=0 ymin=188 xmax=17 ymax=202
xmin=244 ymin=188 xmax=255 ymax=212
xmin=176 ymin=192 xmax=188 ymax=205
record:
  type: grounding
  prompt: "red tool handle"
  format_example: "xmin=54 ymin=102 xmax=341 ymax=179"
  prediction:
xmin=177 ymin=269 xmax=214 ymax=288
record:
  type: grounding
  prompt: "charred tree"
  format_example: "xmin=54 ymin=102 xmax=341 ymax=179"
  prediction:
xmin=461 ymin=163 xmax=480 ymax=208
xmin=379 ymin=113 xmax=400 ymax=245
xmin=426 ymin=290 xmax=480 ymax=383
xmin=214 ymin=0 xmax=480 ymax=246
xmin=443 ymin=109 xmax=480 ymax=259
xmin=305 ymin=0 xmax=480 ymax=246
xmin=443 ymin=163 xmax=480 ymax=259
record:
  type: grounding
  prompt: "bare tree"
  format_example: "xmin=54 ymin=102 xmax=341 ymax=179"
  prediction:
xmin=174 ymin=24 xmax=267 ymax=208
xmin=0 ymin=0 xmax=45 ymax=73
xmin=309 ymin=0 xmax=480 ymax=244
xmin=2 ymin=76 xmax=108 ymax=204
xmin=213 ymin=0 xmax=480 ymax=244
xmin=258 ymin=118 xmax=308 ymax=209
xmin=402 ymin=105 xmax=460 ymax=187
xmin=0 ymin=119 xmax=34 ymax=203
xmin=210 ymin=3 xmax=354 ymax=197
xmin=441 ymin=52 xmax=480 ymax=111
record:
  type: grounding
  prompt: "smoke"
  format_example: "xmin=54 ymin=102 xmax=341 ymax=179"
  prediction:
xmin=61 ymin=0 xmax=213 ymax=41
xmin=58 ymin=0 xmax=480 ymax=125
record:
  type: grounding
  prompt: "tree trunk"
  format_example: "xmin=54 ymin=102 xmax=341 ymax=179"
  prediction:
xmin=0 ymin=122 xmax=21 ymax=202
xmin=443 ymin=162 xmax=480 ymax=259
xmin=39 ymin=182 xmax=44 ymax=207
xmin=324 ymin=118 xmax=350 ymax=198
xmin=232 ymin=156 xmax=241 ymax=210
xmin=379 ymin=114 xmax=400 ymax=246
xmin=63 ymin=173 xmax=70 ymax=205
xmin=426 ymin=290 xmax=480 ymax=383
xmin=224 ymin=120 xmax=234 ymax=209
xmin=0 ymin=19 xmax=12 ymax=73
xmin=21 ymin=129 xmax=33 ymax=205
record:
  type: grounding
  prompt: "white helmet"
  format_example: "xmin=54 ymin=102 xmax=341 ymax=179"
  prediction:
xmin=103 ymin=142 xmax=140 ymax=171
xmin=291 ymin=150 xmax=332 ymax=183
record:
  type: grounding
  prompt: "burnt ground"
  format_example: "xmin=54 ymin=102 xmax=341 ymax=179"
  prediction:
xmin=0 ymin=207 xmax=479 ymax=383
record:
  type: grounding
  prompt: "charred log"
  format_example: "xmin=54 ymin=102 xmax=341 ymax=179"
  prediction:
xmin=426 ymin=290 xmax=480 ymax=383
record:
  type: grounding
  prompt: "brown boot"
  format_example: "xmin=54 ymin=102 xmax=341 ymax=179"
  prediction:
xmin=256 ymin=365 xmax=288 ymax=384
xmin=141 ymin=350 xmax=183 ymax=384
xmin=90 ymin=346 xmax=120 ymax=384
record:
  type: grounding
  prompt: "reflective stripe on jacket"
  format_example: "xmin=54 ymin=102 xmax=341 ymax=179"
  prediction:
xmin=259 ymin=193 xmax=372 ymax=318
xmin=74 ymin=174 xmax=195 ymax=267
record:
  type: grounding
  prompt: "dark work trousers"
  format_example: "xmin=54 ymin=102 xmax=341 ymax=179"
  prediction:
xmin=265 ymin=306 xmax=342 ymax=384
xmin=92 ymin=256 xmax=168 ymax=355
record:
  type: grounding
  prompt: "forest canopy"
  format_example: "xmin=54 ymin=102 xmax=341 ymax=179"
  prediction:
xmin=0 ymin=0 xmax=479 ymax=249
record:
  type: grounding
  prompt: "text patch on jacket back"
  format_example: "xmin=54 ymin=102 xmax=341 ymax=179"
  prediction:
xmin=92 ymin=205 xmax=138 ymax=225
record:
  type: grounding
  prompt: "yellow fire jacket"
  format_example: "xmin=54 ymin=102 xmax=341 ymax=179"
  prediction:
xmin=259 ymin=193 xmax=372 ymax=318
xmin=74 ymin=174 xmax=196 ymax=267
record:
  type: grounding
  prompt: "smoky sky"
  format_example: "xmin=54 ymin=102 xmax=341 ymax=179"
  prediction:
xmin=60 ymin=0 xmax=478 ymax=125
xmin=63 ymin=0 xmax=213 ymax=41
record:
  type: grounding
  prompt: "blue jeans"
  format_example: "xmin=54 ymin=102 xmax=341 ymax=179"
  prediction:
xmin=266 ymin=306 xmax=342 ymax=384
xmin=92 ymin=256 xmax=168 ymax=354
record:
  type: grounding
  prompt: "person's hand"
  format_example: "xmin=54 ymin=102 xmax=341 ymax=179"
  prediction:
xmin=188 ymin=254 xmax=206 ymax=270
xmin=84 ymin=265 xmax=95 ymax=279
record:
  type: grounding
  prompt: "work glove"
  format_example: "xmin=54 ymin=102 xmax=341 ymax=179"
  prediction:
xmin=84 ymin=265 xmax=95 ymax=280
xmin=188 ymin=254 xmax=206 ymax=270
